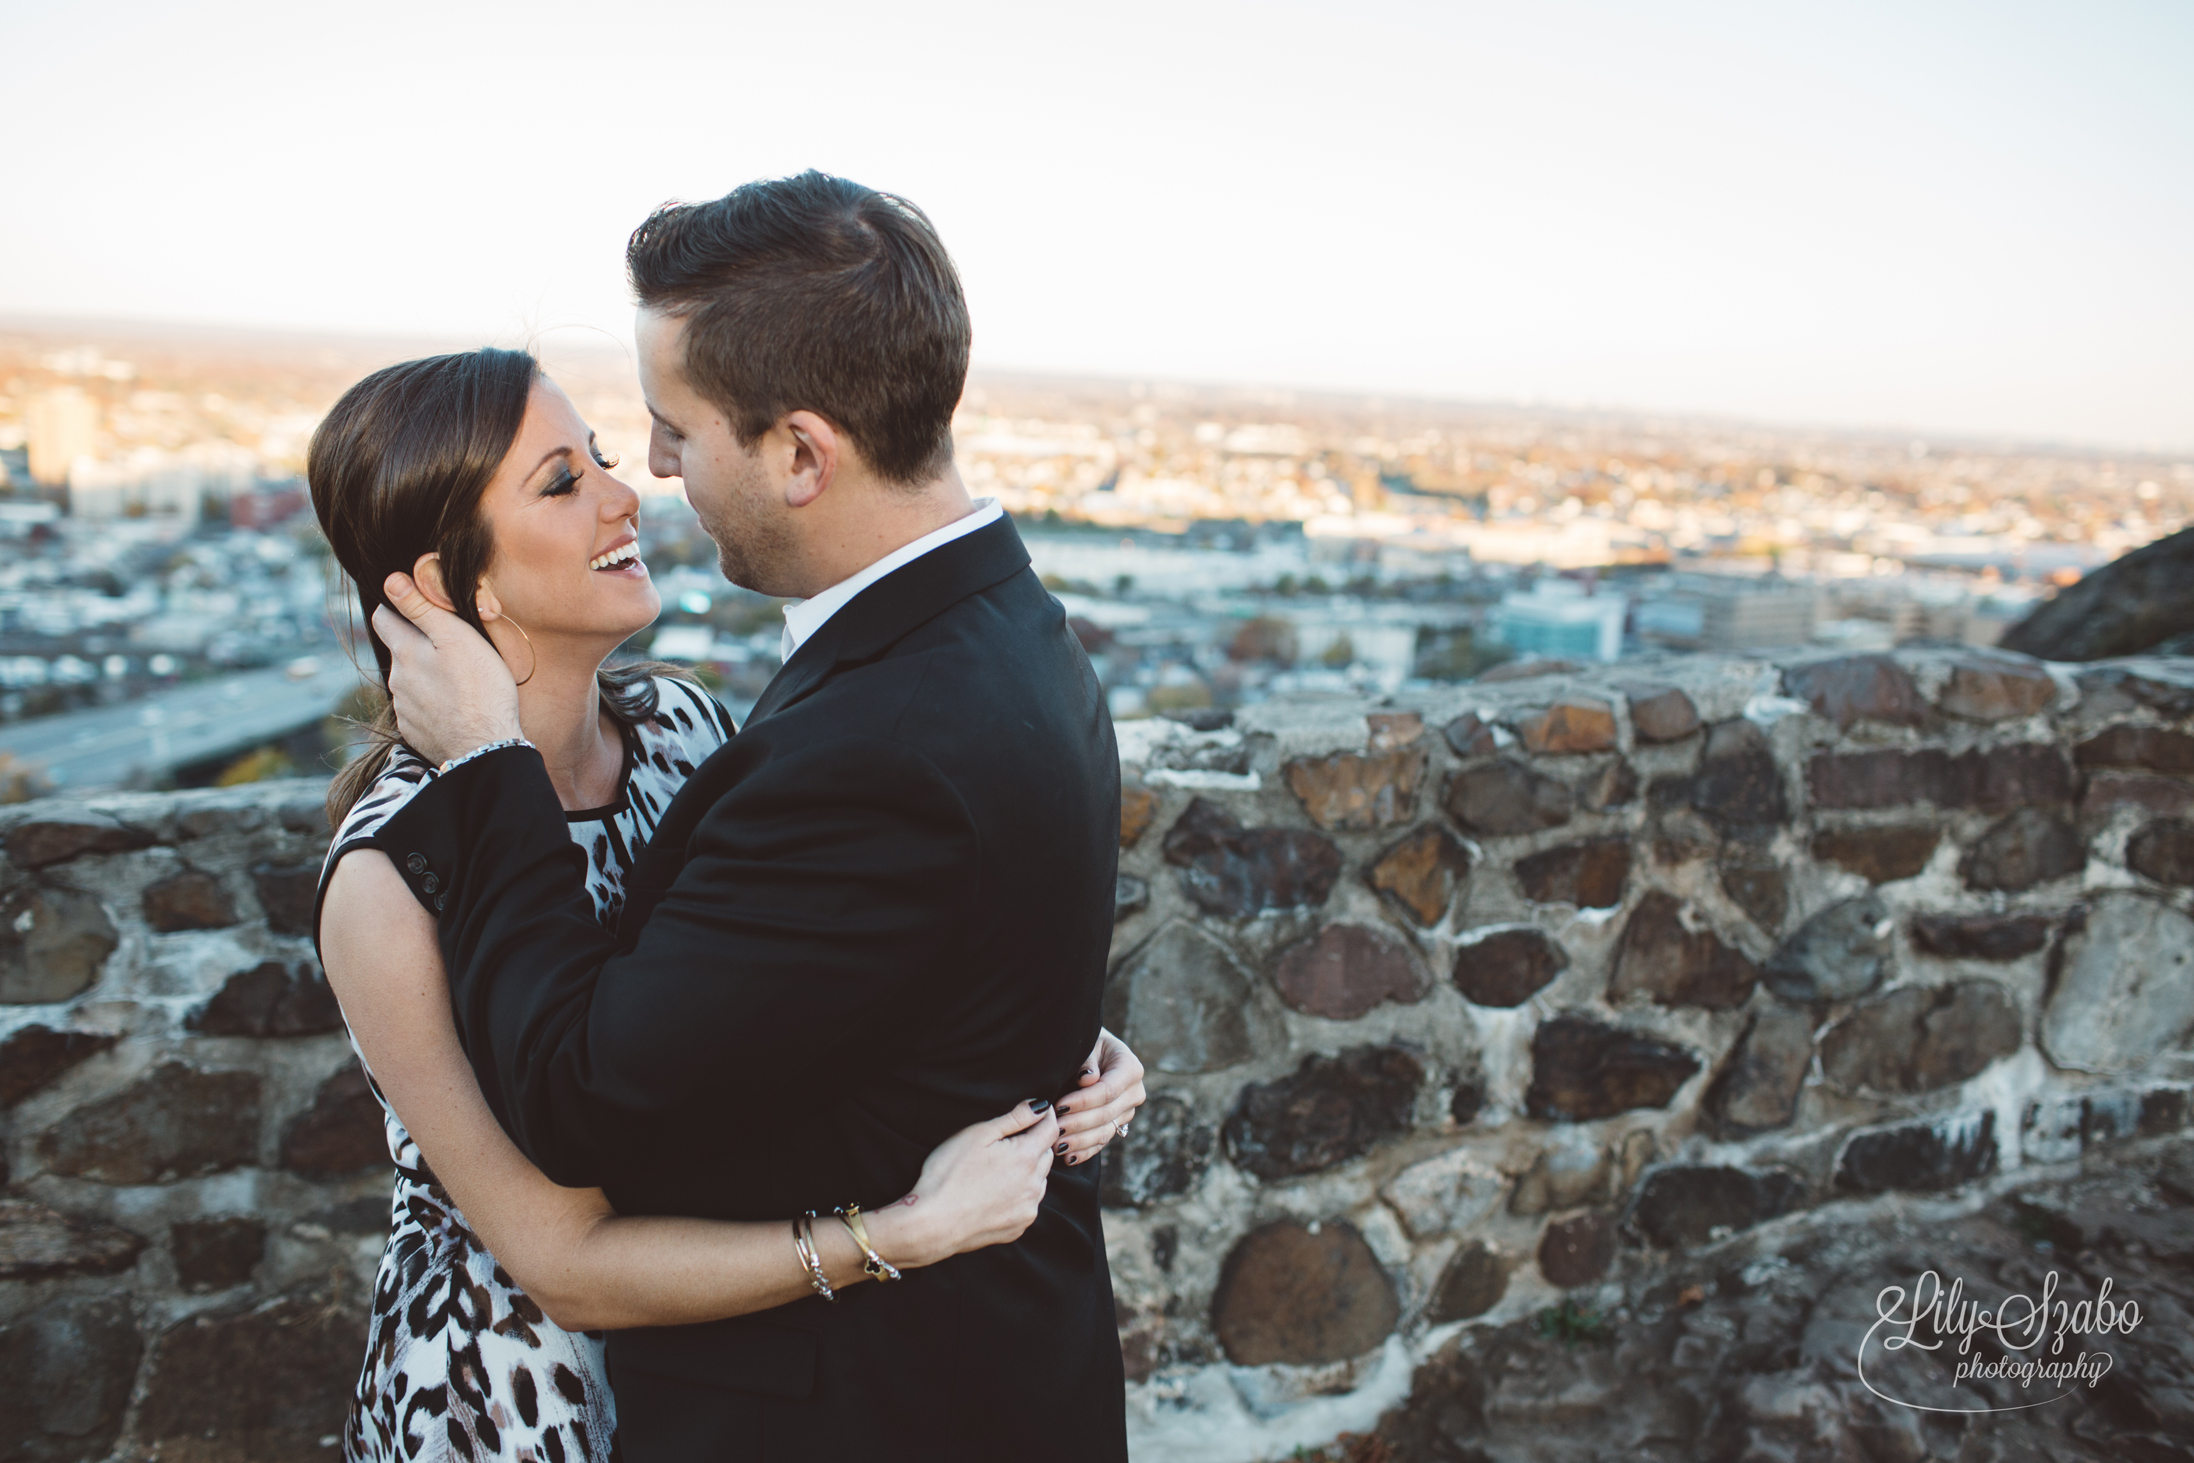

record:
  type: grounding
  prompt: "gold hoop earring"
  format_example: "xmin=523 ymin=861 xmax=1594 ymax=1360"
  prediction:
xmin=502 ymin=614 xmax=537 ymax=687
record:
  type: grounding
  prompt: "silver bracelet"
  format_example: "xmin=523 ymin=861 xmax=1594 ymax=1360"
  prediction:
xmin=434 ymin=737 xmax=535 ymax=778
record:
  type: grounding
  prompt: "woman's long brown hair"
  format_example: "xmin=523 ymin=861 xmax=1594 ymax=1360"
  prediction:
xmin=309 ymin=348 xmax=675 ymax=828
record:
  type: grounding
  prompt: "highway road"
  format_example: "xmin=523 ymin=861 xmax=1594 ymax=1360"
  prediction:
xmin=0 ymin=660 xmax=365 ymax=792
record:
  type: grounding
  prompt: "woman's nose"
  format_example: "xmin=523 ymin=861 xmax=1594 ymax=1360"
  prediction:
xmin=600 ymin=472 xmax=642 ymax=520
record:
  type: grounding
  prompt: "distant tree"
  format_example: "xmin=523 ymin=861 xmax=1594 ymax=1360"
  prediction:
xmin=1320 ymin=633 xmax=1356 ymax=669
xmin=1229 ymin=617 xmax=1298 ymax=666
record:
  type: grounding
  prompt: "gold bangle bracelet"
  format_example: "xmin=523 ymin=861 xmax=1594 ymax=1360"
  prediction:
xmin=834 ymin=1204 xmax=903 ymax=1283
xmin=793 ymin=1213 xmax=836 ymax=1301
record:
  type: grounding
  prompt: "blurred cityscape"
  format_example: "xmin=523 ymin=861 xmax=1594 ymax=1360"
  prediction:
xmin=0 ymin=317 xmax=2186 ymax=800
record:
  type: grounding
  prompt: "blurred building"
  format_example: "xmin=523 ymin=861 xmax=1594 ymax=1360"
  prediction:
xmin=26 ymin=387 xmax=100 ymax=485
xmin=1487 ymin=581 xmax=1628 ymax=662
xmin=1636 ymin=573 xmax=1818 ymax=651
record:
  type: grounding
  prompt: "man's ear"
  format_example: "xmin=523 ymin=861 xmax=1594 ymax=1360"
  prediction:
xmin=410 ymin=553 xmax=458 ymax=613
xmin=781 ymin=411 xmax=839 ymax=510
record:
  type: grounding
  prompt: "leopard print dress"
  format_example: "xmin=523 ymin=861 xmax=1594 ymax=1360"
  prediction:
xmin=316 ymin=678 xmax=736 ymax=1463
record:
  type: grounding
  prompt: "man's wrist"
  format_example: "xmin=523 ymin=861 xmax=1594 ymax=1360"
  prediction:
xmin=434 ymin=733 xmax=534 ymax=778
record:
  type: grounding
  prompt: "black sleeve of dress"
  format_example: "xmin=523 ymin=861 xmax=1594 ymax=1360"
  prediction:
xmin=372 ymin=737 xmax=977 ymax=1190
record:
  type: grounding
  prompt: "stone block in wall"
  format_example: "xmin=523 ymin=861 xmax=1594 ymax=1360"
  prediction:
xmin=1212 ymin=1219 xmax=1400 ymax=1366
xmin=1959 ymin=808 xmax=2084 ymax=892
xmin=1509 ymin=1129 xmax=1608 ymax=1216
xmin=1810 ymin=824 xmax=1942 ymax=884
xmin=1785 ymin=655 xmax=1928 ymax=730
xmin=1909 ymin=911 xmax=2053 ymax=961
xmin=1443 ymin=760 xmax=1572 ymax=837
xmin=1537 ymin=1211 xmax=1616 ymax=1288
xmin=1284 ymin=745 xmax=1428 ymax=831
xmin=1513 ymin=699 xmax=1617 ymax=756
xmin=2074 ymin=665 xmax=2194 ymax=719
xmin=1689 ymin=720 xmax=1787 ymax=831
xmin=1367 ymin=711 xmax=1424 ymax=751
xmin=2023 ymin=1085 xmax=2194 ymax=1166
xmin=1381 ymin=1146 xmax=1505 ymax=1239
xmin=1620 ymin=683 xmax=1700 ymax=743
xmin=1625 ymin=1165 xmax=1807 ymax=1249
xmin=136 ymin=1289 xmax=365 ymax=1463
xmin=1161 ymin=798 xmax=1341 ymax=918
xmin=1365 ymin=824 xmax=1472 ymax=927
xmin=2075 ymin=725 xmax=2194 ymax=774
xmin=0 ymin=884 xmax=118 ymax=1004
xmin=1717 ymin=846 xmax=1788 ymax=932
xmin=1818 ymin=981 xmax=2021 ymax=1095
xmin=1515 ymin=836 xmax=1630 ymax=909
xmin=2128 ymin=818 xmax=2194 ymax=886
xmin=2041 ymin=891 xmax=2194 ymax=1075
xmin=1937 ymin=655 xmax=2057 ymax=722
xmin=250 ymin=860 xmax=321 ymax=937
xmin=1426 ymin=1239 xmax=1509 ymax=1323
xmin=1099 ymin=1093 xmax=1212 ymax=1208
xmin=1835 ymin=1111 xmax=1998 ymax=1194
xmin=142 ymin=868 xmax=241 ymax=932
xmin=1105 ymin=920 xmax=1273 ymax=1074
xmin=280 ymin=1064 xmax=388 ymax=1177
xmin=1703 ymin=1006 xmax=1814 ymax=1137
xmin=1575 ymin=758 xmax=1638 ymax=812
xmin=4 ymin=812 xmax=155 ymax=868
xmin=1452 ymin=927 xmax=1567 ymax=1008
xmin=1119 ymin=784 xmax=1159 ymax=848
xmin=1609 ymin=892 xmax=1758 ymax=1011
xmin=0 ymin=1295 xmax=143 ymax=1463
xmin=0 ymin=1198 xmax=147 ymax=1279
xmin=1525 ymin=1015 xmax=1699 ymax=1122
xmin=1269 ymin=922 xmax=1428 ymax=1020
xmin=188 ymin=960 xmax=345 ymax=1037
xmin=0 ymin=1023 xmax=118 ymax=1106
xmin=1113 ymin=874 xmax=1148 ymax=922
xmin=1762 ymin=894 xmax=1892 ymax=1004
xmin=172 ymin=1216 xmax=267 ymax=1292
xmin=36 ymin=1060 xmax=261 ymax=1184
xmin=2083 ymin=772 xmax=2194 ymax=831
xmin=1222 ymin=1045 xmax=1424 ymax=1181
xmin=1443 ymin=712 xmax=1499 ymax=759
xmin=1806 ymin=745 xmax=2073 ymax=812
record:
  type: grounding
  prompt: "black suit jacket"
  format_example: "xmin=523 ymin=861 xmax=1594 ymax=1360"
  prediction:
xmin=376 ymin=517 xmax=1127 ymax=1461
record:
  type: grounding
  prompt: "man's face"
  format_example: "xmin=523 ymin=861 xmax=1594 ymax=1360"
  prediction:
xmin=635 ymin=308 xmax=798 ymax=595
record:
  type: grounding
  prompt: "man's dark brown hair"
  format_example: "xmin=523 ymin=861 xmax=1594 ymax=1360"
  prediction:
xmin=626 ymin=171 xmax=970 ymax=486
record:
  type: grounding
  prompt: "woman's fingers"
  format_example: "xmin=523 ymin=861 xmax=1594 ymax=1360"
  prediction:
xmin=984 ymin=1099 xmax=1056 ymax=1141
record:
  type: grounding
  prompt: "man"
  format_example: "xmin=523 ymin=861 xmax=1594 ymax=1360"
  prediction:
xmin=370 ymin=172 xmax=1128 ymax=1461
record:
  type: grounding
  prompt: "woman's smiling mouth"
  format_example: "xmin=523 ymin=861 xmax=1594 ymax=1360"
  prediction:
xmin=590 ymin=539 xmax=646 ymax=575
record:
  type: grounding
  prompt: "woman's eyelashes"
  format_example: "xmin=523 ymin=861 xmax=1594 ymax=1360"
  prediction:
xmin=541 ymin=464 xmax=581 ymax=498
xmin=590 ymin=437 xmax=619 ymax=469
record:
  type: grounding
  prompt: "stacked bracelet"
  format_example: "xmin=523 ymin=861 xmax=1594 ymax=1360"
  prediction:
xmin=792 ymin=1213 xmax=836 ymax=1301
xmin=834 ymin=1204 xmax=902 ymax=1283
xmin=435 ymin=737 xmax=536 ymax=778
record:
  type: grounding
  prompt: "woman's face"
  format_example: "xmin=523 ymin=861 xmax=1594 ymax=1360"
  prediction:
xmin=470 ymin=377 xmax=661 ymax=649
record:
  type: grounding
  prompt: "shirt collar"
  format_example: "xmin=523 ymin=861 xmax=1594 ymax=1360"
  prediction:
xmin=779 ymin=498 xmax=1004 ymax=662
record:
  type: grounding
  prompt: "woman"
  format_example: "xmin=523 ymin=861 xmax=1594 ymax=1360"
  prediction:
xmin=310 ymin=348 xmax=1145 ymax=1463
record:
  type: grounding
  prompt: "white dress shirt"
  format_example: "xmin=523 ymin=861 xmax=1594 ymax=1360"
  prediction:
xmin=779 ymin=498 xmax=1004 ymax=662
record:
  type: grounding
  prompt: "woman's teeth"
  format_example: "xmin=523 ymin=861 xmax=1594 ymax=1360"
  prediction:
xmin=590 ymin=543 xmax=641 ymax=571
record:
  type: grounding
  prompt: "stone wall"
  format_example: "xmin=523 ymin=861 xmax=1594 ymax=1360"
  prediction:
xmin=1102 ymin=648 xmax=2194 ymax=1459
xmin=5 ymin=649 xmax=2194 ymax=1461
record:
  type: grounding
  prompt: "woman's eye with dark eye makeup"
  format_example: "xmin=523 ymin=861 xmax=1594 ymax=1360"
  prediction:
xmin=591 ymin=439 xmax=619 ymax=469
xmin=542 ymin=466 xmax=579 ymax=497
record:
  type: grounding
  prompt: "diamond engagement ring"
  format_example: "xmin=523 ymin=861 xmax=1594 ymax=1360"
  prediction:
xmin=1115 ymin=1120 xmax=1130 ymax=1139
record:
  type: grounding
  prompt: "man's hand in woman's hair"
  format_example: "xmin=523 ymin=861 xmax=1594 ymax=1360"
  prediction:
xmin=1052 ymin=1028 xmax=1148 ymax=1168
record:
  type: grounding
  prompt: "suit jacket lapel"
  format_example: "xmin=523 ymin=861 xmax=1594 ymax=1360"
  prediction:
xmin=618 ymin=516 xmax=1034 ymax=933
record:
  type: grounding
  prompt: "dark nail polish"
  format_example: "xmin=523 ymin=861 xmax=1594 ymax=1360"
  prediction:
xmin=1055 ymin=1142 xmax=1069 ymax=1154
xmin=1027 ymin=1099 xmax=1050 ymax=1113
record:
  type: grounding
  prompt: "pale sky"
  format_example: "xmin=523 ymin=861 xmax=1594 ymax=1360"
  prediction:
xmin=6 ymin=0 xmax=2190 ymax=451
